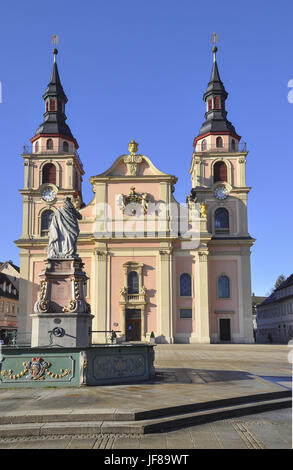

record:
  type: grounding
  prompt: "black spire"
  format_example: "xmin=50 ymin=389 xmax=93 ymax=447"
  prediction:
xmin=198 ymin=46 xmax=237 ymax=137
xmin=33 ymin=48 xmax=75 ymax=141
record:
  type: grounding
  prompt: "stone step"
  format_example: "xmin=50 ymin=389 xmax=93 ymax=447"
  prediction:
xmin=0 ymin=396 xmax=290 ymax=437
xmin=0 ymin=390 xmax=290 ymax=425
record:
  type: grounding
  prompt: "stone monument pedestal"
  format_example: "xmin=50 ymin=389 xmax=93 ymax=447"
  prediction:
xmin=31 ymin=258 xmax=93 ymax=348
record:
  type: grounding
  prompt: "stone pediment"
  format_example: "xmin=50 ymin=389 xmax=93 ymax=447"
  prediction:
xmin=89 ymin=140 xmax=177 ymax=183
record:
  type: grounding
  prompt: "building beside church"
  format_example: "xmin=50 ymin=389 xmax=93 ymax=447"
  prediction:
xmin=16 ymin=44 xmax=255 ymax=344
xmin=256 ymin=274 xmax=293 ymax=344
xmin=0 ymin=272 xmax=19 ymax=343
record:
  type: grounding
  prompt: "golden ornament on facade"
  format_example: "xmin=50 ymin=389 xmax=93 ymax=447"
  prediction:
xmin=200 ymin=202 xmax=208 ymax=218
xmin=62 ymin=299 xmax=78 ymax=313
xmin=128 ymin=139 xmax=139 ymax=155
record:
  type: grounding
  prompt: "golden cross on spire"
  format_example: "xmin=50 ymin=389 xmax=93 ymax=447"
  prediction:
xmin=51 ymin=34 xmax=59 ymax=63
xmin=211 ymin=32 xmax=218 ymax=62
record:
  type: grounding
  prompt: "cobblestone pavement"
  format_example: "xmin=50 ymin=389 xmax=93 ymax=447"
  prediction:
xmin=0 ymin=409 xmax=290 ymax=449
xmin=0 ymin=344 xmax=291 ymax=415
xmin=0 ymin=344 xmax=291 ymax=449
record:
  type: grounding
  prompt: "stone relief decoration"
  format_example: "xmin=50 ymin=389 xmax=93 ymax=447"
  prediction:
xmin=123 ymin=139 xmax=143 ymax=176
xmin=1 ymin=357 xmax=71 ymax=381
xmin=118 ymin=186 xmax=149 ymax=216
xmin=93 ymin=354 xmax=146 ymax=379
xmin=62 ymin=278 xmax=91 ymax=313
xmin=35 ymin=279 xmax=50 ymax=313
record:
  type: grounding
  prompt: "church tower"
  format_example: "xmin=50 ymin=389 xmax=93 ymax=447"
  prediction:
xmin=16 ymin=47 xmax=84 ymax=343
xmin=189 ymin=42 xmax=254 ymax=343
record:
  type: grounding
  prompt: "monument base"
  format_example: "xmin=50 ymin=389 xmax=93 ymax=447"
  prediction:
xmin=32 ymin=257 xmax=93 ymax=348
xmin=31 ymin=312 xmax=93 ymax=348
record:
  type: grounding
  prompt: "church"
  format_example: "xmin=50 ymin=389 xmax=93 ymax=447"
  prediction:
xmin=16 ymin=43 xmax=255 ymax=345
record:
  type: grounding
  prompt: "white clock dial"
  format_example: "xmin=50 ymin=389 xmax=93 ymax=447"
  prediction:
xmin=214 ymin=185 xmax=228 ymax=200
xmin=42 ymin=187 xmax=56 ymax=202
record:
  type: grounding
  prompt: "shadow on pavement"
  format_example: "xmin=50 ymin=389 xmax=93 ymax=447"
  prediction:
xmin=152 ymin=368 xmax=254 ymax=384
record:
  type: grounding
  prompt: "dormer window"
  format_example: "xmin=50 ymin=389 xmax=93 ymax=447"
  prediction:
xmin=50 ymin=99 xmax=56 ymax=111
xmin=214 ymin=96 xmax=220 ymax=109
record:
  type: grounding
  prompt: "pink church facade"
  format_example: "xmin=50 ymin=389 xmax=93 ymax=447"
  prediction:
xmin=16 ymin=45 xmax=255 ymax=344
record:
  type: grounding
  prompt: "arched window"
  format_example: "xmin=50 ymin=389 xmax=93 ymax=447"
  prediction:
xmin=50 ymin=99 xmax=56 ymax=111
xmin=218 ymin=275 xmax=230 ymax=298
xmin=58 ymin=100 xmax=62 ymax=113
xmin=42 ymin=163 xmax=56 ymax=184
xmin=201 ymin=139 xmax=207 ymax=151
xmin=46 ymin=101 xmax=49 ymax=112
xmin=231 ymin=139 xmax=236 ymax=151
xmin=35 ymin=141 xmax=39 ymax=153
xmin=208 ymin=98 xmax=212 ymax=111
xmin=180 ymin=273 xmax=192 ymax=297
xmin=216 ymin=136 xmax=223 ymax=148
xmin=214 ymin=96 xmax=220 ymax=109
xmin=41 ymin=210 xmax=54 ymax=236
xmin=215 ymin=208 xmax=229 ymax=230
xmin=63 ymin=141 xmax=69 ymax=152
xmin=214 ymin=161 xmax=227 ymax=183
xmin=46 ymin=138 xmax=53 ymax=150
xmin=128 ymin=271 xmax=139 ymax=295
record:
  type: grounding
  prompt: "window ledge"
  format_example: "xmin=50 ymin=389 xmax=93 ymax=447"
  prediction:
xmin=214 ymin=310 xmax=235 ymax=314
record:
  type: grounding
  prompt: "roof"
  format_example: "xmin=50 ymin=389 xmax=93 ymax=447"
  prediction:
xmin=0 ymin=261 xmax=20 ymax=273
xmin=257 ymin=273 xmax=293 ymax=307
xmin=33 ymin=55 xmax=74 ymax=140
xmin=197 ymin=49 xmax=238 ymax=138
xmin=252 ymin=295 xmax=266 ymax=305
xmin=275 ymin=273 xmax=293 ymax=291
xmin=0 ymin=272 xmax=18 ymax=299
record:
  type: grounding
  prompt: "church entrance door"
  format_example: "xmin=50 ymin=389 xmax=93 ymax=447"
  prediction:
xmin=219 ymin=318 xmax=231 ymax=341
xmin=126 ymin=309 xmax=141 ymax=341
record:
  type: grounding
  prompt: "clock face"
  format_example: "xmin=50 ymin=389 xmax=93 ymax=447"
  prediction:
xmin=42 ymin=187 xmax=56 ymax=202
xmin=214 ymin=185 xmax=228 ymax=200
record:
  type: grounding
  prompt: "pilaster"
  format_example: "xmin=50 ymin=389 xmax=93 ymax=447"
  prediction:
xmin=158 ymin=245 xmax=173 ymax=343
xmin=92 ymin=244 xmax=109 ymax=343
xmin=191 ymin=248 xmax=211 ymax=343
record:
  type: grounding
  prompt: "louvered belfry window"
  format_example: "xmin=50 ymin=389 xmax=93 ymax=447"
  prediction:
xmin=42 ymin=163 xmax=56 ymax=184
xmin=214 ymin=161 xmax=227 ymax=183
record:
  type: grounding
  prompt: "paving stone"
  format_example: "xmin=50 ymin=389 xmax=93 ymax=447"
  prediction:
xmin=37 ymin=438 xmax=72 ymax=449
xmin=139 ymin=434 xmax=167 ymax=449
xmin=112 ymin=436 xmax=141 ymax=449
xmin=66 ymin=437 xmax=97 ymax=449
xmin=165 ymin=429 xmax=195 ymax=449
xmin=246 ymin=422 xmax=291 ymax=449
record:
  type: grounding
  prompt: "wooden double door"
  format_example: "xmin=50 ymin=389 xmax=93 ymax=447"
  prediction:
xmin=126 ymin=309 xmax=141 ymax=341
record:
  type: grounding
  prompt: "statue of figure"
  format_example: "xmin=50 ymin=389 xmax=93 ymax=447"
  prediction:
xmin=200 ymin=202 xmax=208 ymax=219
xmin=141 ymin=193 xmax=148 ymax=214
xmin=48 ymin=197 xmax=82 ymax=259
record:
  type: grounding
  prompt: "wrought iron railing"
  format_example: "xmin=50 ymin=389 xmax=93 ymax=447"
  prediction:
xmin=194 ymin=141 xmax=247 ymax=153
xmin=22 ymin=145 xmax=83 ymax=169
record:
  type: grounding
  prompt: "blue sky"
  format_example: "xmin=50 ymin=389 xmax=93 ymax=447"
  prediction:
xmin=0 ymin=0 xmax=292 ymax=295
